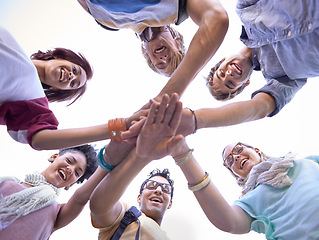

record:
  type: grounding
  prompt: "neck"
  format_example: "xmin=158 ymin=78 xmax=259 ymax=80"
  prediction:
xmin=239 ymin=46 xmax=253 ymax=65
xmin=31 ymin=59 xmax=45 ymax=84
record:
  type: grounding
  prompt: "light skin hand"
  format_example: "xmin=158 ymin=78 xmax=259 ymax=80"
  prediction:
xmin=136 ymin=93 xmax=183 ymax=161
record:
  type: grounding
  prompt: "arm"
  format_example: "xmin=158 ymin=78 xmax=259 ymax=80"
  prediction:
xmin=196 ymin=92 xmax=275 ymax=129
xmin=53 ymin=167 xmax=108 ymax=230
xmin=90 ymin=93 xmax=183 ymax=227
xmin=175 ymin=92 xmax=276 ymax=137
xmin=171 ymin=139 xmax=252 ymax=233
xmin=154 ymin=0 xmax=229 ymax=101
xmin=31 ymin=106 xmax=148 ymax=150
xmin=77 ymin=0 xmax=90 ymax=13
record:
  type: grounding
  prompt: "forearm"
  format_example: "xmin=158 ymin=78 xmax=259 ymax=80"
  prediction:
xmin=90 ymin=150 xmax=151 ymax=226
xmin=54 ymin=167 xmax=108 ymax=230
xmin=176 ymin=149 xmax=251 ymax=233
xmin=155 ymin=1 xmax=228 ymax=101
xmin=31 ymin=124 xmax=109 ymax=150
xmin=196 ymin=94 xmax=275 ymax=129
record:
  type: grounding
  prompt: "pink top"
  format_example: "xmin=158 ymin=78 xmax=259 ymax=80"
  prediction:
xmin=0 ymin=181 xmax=61 ymax=240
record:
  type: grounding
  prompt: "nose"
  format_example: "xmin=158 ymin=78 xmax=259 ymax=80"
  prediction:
xmin=154 ymin=185 xmax=163 ymax=194
xmin=234 ymin=154 xmax=240 ymax=161
xmin=160 ymin=54 xmax=168 ymax=63
xmin=226 ymin=69 xmax=233 ymax=76
xmin=68 ymin=71 xmax=74 ymax=81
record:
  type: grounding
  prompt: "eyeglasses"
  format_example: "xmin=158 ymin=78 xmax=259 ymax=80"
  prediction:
xmin=143 ymin=180 xmax=172 ymax=194
xmin=223 ymin=142 xmax=244 ymax=168
xmin=138 ymin=26 xmax=169 ymax=42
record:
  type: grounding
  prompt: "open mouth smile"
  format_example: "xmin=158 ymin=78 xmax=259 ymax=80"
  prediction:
xmin=230 ymin=63 xmax=242 ymax=75
xmin=154 ymin=46 xmax=166 ymax=54
xmin=58 ymin=169 xmax=67 ymax=181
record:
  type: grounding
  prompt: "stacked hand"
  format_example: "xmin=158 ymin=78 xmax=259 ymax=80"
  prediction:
xmin=122 ymin=93 xmax=183 ymax=161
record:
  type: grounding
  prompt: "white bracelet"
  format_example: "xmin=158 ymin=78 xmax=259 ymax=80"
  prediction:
xmin=173 ymin=149 xmax=194 ymax=166
xmin=188 ymin=172 xmax=211 ymax=192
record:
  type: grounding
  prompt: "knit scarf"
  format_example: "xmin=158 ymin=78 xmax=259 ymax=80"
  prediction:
xmin=241 ymin=153 xmax=295 ymax=196
xmin=0 ymin=172 xmax=60 ymax=230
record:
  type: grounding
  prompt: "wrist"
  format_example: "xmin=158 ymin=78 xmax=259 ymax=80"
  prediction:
xmin=97 ymin=145 xmax=115 ymax=172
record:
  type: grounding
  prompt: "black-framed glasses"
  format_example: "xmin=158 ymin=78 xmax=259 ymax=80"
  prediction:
xmin=223 ymin=142 xmax=244 ymax=168
xmin=143 ymin=180 xmax=172 ymax=194
xmin=138 ymin=26 xmax=168 ymax=42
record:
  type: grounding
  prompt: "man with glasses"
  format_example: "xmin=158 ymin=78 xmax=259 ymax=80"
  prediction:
xmin=89 ymin=93 xmax=182 ymax=239
xmin=77 ymin=0 xmax=228 ymax=101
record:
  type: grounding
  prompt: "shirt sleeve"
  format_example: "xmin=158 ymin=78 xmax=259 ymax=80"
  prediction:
xmin=251 ymin=76 xmax=307 ymax=117
xmin=0 ymin=97 xmax=59 ymax=149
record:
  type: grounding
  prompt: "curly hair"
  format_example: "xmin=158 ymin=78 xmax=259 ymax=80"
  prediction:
xmin=139 ymin=168 xmax=174 ymax=199
xmin=59 ymin=144 xmax=98 ymax=184
xmin=141 ymin=25 xmax=186 ymax=77
xmin=31 ymin=48 xmax=93 ymax=105
xmin=206 ymin=60 xmax=246 ymax=101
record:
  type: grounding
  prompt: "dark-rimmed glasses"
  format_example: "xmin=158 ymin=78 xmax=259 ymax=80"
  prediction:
xmin=143 ymin=180 xmax=172 ymax=194
xmin=223 ymin=142 xmax=244 ymax=168
xmin=138 ymin=26 xmax=168 ymax=42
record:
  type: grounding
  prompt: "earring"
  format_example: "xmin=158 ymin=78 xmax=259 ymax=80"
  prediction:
xmin=64 ymin=186 xmax=70 ymax=190
xmin=48 ymin=157 xmax=55 ymax=162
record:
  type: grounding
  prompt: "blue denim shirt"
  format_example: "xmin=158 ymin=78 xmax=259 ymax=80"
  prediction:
xmin=237 ymin=0 xmax=319 ymax=116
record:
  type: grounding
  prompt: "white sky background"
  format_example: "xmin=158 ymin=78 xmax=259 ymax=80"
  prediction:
xmin=1 ymin=1 xmax=319 ymax=239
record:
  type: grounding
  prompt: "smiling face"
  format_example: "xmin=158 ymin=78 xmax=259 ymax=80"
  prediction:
xmin=41 ymin=151 xmax=87 ymax=189
xmin=223 ymin=143 xmax=262 ymax=179
xmin=137 ymin=176 xmax=172 ymax=225
xmin=41 ymin=59 xmax=87 ymax=90
xmin=208 ymin=54 xmax=253 ymax=95
xmin=143 ymin=30 xmax=179 ymax=76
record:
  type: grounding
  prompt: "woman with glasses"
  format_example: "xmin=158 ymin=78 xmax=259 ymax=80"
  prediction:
xmin=169 ymin=138 xmax=319 ymax=239
xmin=77 ymin=0 xmax=228 ymax=101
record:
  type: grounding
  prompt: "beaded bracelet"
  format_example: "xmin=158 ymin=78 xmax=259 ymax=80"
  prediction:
xmin=186 ymin=108 xmax=197 ymax=134
xmin=108 ymin=118 xmax=127 ymax=141
xmin=97 ymin=145 xmax=115 ymax=172
xmin=173 ymin=149 xmax=194 ymax=166
xmin=188 ymin=172 xmax=211 ymax=192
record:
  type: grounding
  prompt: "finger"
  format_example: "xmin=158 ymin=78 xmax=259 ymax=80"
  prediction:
xmin=169 ymin=101 xmax=183 ymax=130
xmin=121 ymin=118 xmax=146 ymax=139
xmin=145 ymin=99 xmax=160 ymax=126
xmin=162 ymin=93 xmax=179 ymax=124
xmin=155 ymin=94 xmax=169 ymax=123
xmin=123 ymin=137 xmax=137 ymax=145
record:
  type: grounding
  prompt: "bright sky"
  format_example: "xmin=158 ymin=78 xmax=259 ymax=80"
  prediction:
xmin=1 ymin=1 xmax=319 ymax=239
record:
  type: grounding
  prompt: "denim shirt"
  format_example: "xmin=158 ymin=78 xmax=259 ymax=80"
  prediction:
xmin=237 ymin=0 xmax=319 ymax=116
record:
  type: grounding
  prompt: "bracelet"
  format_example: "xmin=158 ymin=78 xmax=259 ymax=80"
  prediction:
xmin=188 ymin=172 xmax=211 ymax=192
xmin=108 ymin=118 xmax=127 ymax=141
xmin=186 ymin=108 xmax=197 ymax=134
xmin=173 ymin=149 xmax=194 ymax=166
xmin=97 ymin=145 xmax=115 ymax=172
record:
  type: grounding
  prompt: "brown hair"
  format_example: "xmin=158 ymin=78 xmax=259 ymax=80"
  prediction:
xmin=31 ymin=48 xmax=93 ymax=105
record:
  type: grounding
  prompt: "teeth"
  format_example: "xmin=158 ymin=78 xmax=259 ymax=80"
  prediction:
xmin=241 ymin=159 xmax=247 ymax=168
xmin=58 ymin=170 xmax=66 ymax=180
xmin=155 ymin=46 xmax=165 ymax=53
xmin=60 ymin=69 xmax=65 ymax=81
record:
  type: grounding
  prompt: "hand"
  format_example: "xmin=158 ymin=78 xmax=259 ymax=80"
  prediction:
xmin=125 ymin=100 xmax=151 ymax=129
xmin=136 ymin=93 xmax=183 ymax=161
xmin=104 ymin=140 xmax=135 ymax=167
